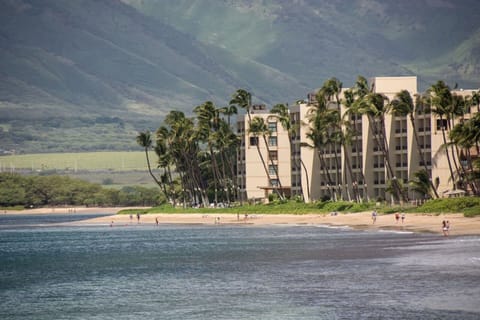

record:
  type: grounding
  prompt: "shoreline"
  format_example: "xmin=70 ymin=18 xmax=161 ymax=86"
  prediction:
xmin=3 ymin=207 xmax=480 ymax=236
xmin=1 ymin=207 xmax=143 ymax=215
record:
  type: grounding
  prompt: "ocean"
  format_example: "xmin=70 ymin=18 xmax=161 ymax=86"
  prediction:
xmin=1 ymin=214 xmax=479 ymax=319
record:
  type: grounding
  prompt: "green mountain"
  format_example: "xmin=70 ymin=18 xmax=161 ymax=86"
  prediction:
xmin=125 ymin=0 xmax=480 ymax=89
xmin=1 ymin=0 xmax=479 ymax=153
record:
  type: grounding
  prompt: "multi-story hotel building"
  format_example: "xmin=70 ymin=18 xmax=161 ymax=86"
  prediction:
xmin=237 ymin=76 xmax=476 ymax=203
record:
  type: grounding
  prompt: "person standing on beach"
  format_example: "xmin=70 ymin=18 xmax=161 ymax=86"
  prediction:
xmin=401 ymin=212 xmax=405 ymax=224
xmin=446 ymin=220 xmax=450 ymax=236
xmin=155 ymin=217 xmax=159 ymax=226
xmin=395 ymin=212 xmax=400 ymax=223
xmin=442 ymin=220 xmax=448 ymax=236
xmin=137 ymin=213 xmax=140 ymax=224
xmin=372 ymin=210 xmax=377 ymax=224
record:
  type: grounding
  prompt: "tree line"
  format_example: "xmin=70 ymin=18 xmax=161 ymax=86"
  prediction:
xmin=138 ymin=76 xmax=480 ymax=206
xmin=0 ymin=173 xmax=161 ymax=208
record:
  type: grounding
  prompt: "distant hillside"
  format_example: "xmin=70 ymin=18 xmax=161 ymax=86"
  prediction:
xmin=125 ymin=0 xmax=480 ymax=89
xmin=1 ymin=0 xmax=479 ymax=153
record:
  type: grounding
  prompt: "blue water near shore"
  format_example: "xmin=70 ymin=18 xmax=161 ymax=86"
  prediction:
xmin=1 ymin=215 xmax=480 ymax=319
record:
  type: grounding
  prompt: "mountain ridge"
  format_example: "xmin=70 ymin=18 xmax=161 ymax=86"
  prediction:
xmin=1 ymin=0 xmax=479 ymax=153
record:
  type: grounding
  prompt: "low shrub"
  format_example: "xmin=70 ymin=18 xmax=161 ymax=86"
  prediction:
xmin=414 ymin=197 xmax=480 ymax=214
xmin=463 ymin=206 xmax=480 ymax=217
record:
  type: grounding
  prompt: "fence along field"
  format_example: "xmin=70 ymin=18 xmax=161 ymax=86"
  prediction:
xmin=0 ymin=152 xmax=158 ymax=188
xmin=0 ymin=152 xmax=153 ymax=172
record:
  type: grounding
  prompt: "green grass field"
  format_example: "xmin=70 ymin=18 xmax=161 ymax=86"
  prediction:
xmin=0 ymin=151 xmax=155 ymax=172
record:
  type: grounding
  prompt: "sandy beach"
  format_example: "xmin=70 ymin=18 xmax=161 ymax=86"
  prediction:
xmin=86 ymin=211 xmax=480 ymax=236
xmin=3 ymin=206 xmax=479 ymax=236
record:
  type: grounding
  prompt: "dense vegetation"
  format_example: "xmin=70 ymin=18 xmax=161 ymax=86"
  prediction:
xmin=406 ymin=197 xmax=480 ymax=217
xmin=138 ymin=79 xmax=480 ymax=208
xmin=119 ymin=197 xmax=480 ymax=217
xmin=0 ymin=173 xmax=161 ymax=208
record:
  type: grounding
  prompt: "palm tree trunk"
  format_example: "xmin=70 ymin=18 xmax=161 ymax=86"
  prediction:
xmin=255 ymin=140 xmax=283 ymax=200
xmin=332 ymin=142 xmax=343 ymax=201
xmin=300 ymin=159 xmax=311 ymax=202
xmin=447 ymin=119 xmax=463 ymax=186
xmin=261 ymin=134 xmax=284 ymax=199
xmin=342 ymin=146 xmax=355 ymax=202
xmin=317 ymin=149 xmax=336 ymax=200
xmin=409 ymin=114 xmax=439 ymax=198
xmin=288 ymin=136 xmax=303 ymax=201
xmin=353 ymin=119 xmax=368 ymax=202
xmin=209 ymin=145 xmax=219 ymax=205
xmin=381 ymin=117 xmax=408 ymax=203
xmin=440 ymin=116 xmax=456 ymax=190
xmin=166 ymin=165 xmax=177 ymax=206
xmin=144 ymin=148 xmax=162 ymax=188
xmin=369 ymin=116 xmax=404 ymax=203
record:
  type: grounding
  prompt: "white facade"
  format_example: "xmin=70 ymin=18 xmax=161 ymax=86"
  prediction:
xmin=237 ymin=76 xmax=476 ymax=203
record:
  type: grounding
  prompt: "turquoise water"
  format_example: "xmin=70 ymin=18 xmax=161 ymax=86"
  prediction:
xmin=1 ymin=215 xmax=480 ymax=319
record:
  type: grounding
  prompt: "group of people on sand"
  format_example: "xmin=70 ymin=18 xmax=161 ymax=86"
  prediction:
xmin=128 ymin=213 xmax=159 ymax=225
xmin=129 ymin=213 xmax=141 ymax=224
xmin=371 ymin=210 xmax=406 ymax=224
xmin=394 ymin=212 xmax=406 ymax=224
xmin=372 ymin=210 xmax=405 ymax=224
xmin=371 ymin=210 xmax=452 ymax=236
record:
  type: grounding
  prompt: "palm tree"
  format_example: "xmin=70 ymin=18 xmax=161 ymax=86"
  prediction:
xmin=154 ymin=127 xmax=174 ymax=203
xmin=427 ymin=81 xmax=456 ymax=190
xmin=450 ymin=115 xmax=480 ymax=195
xmin=305 ymin=97 xmax=339 ymax=200
xmin=230 ymin=89 xmax=252 ymax=122
xmin=353 ymin=91 xmax=407 ymax=203
xmin=409 ymin=169 xmax=435 ymax=200
xmin=164 ymin=111 xmax=209 ymax=207
xmin=390 ymin=90 xmax=439 ymax=198
xmin=270 ymin=103 xmax=310 ymax=201
xmin=230 ymin=89 xmax=253 ymax=201
xmin=195 ymin=101 xmax=223 ymax=205
xmin=318 ymin=78 xmax=344 ymax=199
xmin=472 ymin=90 xmax=480 ymax=113
xmin=319 ymin=77 xmax=360 ymax=202
xmin=136 ymin=131 xmax=163 ymax=189
xmin=342 ymin=77 xmax=371 ymax=201
xmin=211 ymin=119 xmax=240 ymax=204
xmin=219 ymin=104 xmax=238 ymax=127
xmin=449 ymin=93 xmax=472 ymax=189
xmin=248 ymin=116 xmax=285 ymax=200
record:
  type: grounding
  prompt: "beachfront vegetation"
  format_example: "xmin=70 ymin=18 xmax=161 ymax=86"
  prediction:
xmin=137 ymin=81 xmax=480 ymax=208
xmin=408 ymin=197 xmax=480 ymax=217
xmin=120 ymin=200 xmax=377 ymax=215
xmin=118 ymin=197 xmax=480 ymax=217
xmin=0 ymin=173 xmax=162 ymax=208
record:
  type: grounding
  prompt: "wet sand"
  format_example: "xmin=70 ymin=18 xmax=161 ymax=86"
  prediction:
xmin=11 ymin=207 xmax=476 ymax=236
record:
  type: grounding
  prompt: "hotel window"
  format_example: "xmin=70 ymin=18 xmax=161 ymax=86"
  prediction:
xmin=268 ymin=122 xmax=277 ymax=132
xmin=270 ymin=179 xmax=279 ymax=187
xmin=249 ymin=136 xmax=258 ymax=146
xmin=268 ymin=136 xmax=277 ymax=146
xmin=269 ymin=150 xmax=278 ymax=161
xmin=269 ymin=164 xmax=278 ymax=176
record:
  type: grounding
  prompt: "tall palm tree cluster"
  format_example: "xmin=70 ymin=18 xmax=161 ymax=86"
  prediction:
xmin=137 ymin=78 xmax=480 ymax=207
xmin=137 ymin=102 xmax=239 ymax=207
xmin=306 ymin=77 xmax=480 ymax=203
